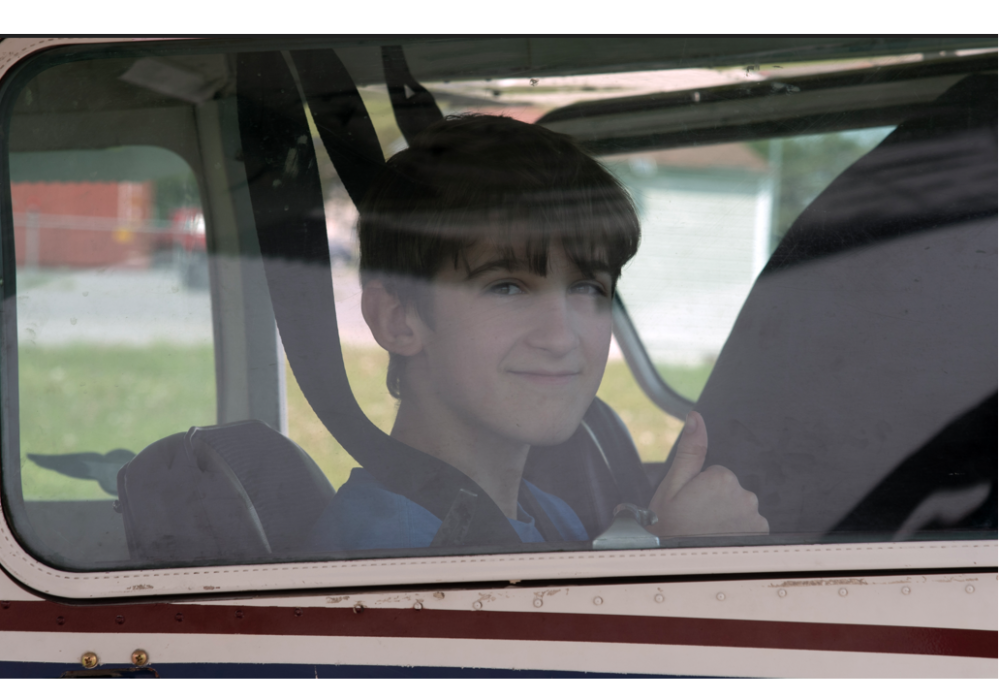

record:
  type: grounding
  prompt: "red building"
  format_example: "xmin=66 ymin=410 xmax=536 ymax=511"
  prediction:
xmin=10 ymin=181 xmax=154 ymax=268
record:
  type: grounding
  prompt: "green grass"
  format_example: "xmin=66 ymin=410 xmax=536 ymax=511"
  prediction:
xmin=655 ymin=362 xmax=715 ymax=403
xmin=14 ymin=343 xmax=690 ymax=500
xmin=598 ymin=360 xmax=684 ymax=463
xmin=17 ymin=343 xmax=215 ymax=500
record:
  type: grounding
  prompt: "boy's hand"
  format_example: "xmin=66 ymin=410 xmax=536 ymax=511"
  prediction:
xmin=647 ymin=411 xmax=769 ymax=538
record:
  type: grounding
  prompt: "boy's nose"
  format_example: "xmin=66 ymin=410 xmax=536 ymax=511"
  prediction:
xmin=524 ymin=293 xmax=580 ymax=355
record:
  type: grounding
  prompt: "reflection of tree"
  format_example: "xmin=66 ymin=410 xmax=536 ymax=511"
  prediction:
xmin=153 ymin=171 xmax=199 ymax=220
xmin=752 ymin=128 xmax=893 ymax=250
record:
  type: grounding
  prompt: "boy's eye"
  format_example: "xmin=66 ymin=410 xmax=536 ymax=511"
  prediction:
xmin=487 ymin=281 xmax=524 ymax=296
xmin=571 ymin=281 xmax=609 ymax=297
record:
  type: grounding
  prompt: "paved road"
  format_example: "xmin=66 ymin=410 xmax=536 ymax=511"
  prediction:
xmin=15 ymin=268 xmax=213 ymax=347
xmin=13 ymin=265 xmax=378 ymax=349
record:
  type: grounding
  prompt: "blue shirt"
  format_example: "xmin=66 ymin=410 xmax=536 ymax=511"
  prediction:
xmin=308 ymin=468 xmax=589 ymax=551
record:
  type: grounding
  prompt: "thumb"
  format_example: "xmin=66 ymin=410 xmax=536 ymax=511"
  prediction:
xmin=658 ymin=411 xmax=708 ymax=502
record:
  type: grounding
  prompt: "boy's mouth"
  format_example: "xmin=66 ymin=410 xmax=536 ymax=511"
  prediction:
xmin=508 ymin=370 xmax=582 ymax=385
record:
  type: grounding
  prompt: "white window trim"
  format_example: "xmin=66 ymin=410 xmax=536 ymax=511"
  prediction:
xmin=0 ymin=500 xmax=995 ymax=600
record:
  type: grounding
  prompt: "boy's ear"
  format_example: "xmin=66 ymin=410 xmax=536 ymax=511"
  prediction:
xmin=361 ymin=280 xmax=425 ymax=357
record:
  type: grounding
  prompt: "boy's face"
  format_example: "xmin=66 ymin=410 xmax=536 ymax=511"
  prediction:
xmin=410 ymin=242 xmax=614 ymax=449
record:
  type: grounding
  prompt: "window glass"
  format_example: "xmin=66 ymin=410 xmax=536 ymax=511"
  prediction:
xmin=8 ymin=146 xmax=213 ymax=567
xmin=1 ymin=39 xmax=995 ymax=575
xmin=608 ymin=127 xmax=894 ymax=402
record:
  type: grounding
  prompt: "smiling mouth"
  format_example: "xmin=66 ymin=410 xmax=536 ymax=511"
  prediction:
xmin=509 ymin=370 xmax=582 ymax=385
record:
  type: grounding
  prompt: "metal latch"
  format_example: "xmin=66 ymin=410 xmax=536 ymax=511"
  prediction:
xmin=592 ymin=503 xmax=661 ymax=550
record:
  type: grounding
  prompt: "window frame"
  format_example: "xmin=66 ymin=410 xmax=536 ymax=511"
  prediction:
xmin=0 ymin=36 xmax=995 ymax=601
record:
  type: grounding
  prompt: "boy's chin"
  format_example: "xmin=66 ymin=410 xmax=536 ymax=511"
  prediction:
xmin=518 ymin=420 xmax=584 ymax=448
xmin=510 ymin=400 xmax=597 ymax=447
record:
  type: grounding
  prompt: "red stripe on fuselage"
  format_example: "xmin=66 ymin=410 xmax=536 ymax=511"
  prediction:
xmin=0 ymin=601 xmax=994 ymax=658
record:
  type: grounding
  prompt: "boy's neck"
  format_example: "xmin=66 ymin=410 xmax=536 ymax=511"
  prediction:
xmin=391 ymin=397 xmax=529 ymax=520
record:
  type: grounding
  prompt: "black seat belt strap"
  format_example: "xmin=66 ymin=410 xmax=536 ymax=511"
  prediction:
xmin=382 ymin=45 xmax=445 ymax=143
xmin=289 ymin=49 xmax=386 ymax=206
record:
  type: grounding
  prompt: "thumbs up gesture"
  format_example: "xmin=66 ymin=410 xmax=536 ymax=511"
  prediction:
xmin=647 ymin=411 xmax=769 ymax=538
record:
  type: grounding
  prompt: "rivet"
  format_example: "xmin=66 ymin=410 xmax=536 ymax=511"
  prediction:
xmin=777 ymin=589 xmax=787 ymax=598
xmin=413 ymin=602 xmax=423 ymax=611
xmin=174 ymin=612 xmax=184 ymax=622
xmin=235 ymin=609 xmax=244 ymax=619
xmin=901 ymin=586 xmax=911 ymax=595
xmin=965 ymin=585 xmax=975 ymax=594
xmin=533 ymin=598 xmax=543 ymax=608
xmin=353 ymin=603 xmax=365 ymax=614
xmin=593 ymin=596 xmax=603 ymax=606
xmin=131 ymin=649 xmax=148 ymax=667
xmin=0 ymin=601 xmax=10 ymax=610
xmin=716 ymin=593 xmax=726 ymax=601
xmin=294 ymin=608 xmax=303 ymax=617
xmin=56 ymin=615 xmax=65 ymax=626
xmin=115 ymin=615 xmax=125 ymax=625
xmin=839 ymin=588 xmax=848 ymax=597
xmin=81 ymin=652 xmax=98 ymax=669
xmin=473 ymin=601 xmax=483 ymax=610
xmin=654 ymin=594 xmax=664 ymax=603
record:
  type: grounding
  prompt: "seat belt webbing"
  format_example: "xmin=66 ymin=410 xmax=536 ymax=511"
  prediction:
xmin=382 ymin=45 xmax=445 ymax=144
xmin=235 ymin=50 xmax=520 ymax=547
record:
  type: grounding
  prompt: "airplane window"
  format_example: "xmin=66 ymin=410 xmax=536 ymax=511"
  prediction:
xmin=1 ymin=40 xmax=995 ymax=576
xmin=7 ymin=145 xmax=214 ymax=568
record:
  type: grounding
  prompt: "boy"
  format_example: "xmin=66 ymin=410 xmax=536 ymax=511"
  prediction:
xmin=308 ymin=115 xmax=766 ymax=550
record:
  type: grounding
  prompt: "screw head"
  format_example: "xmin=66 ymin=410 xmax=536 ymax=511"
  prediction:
xmin=413 ymin=602 xmax=423 ymax=611
xmin=115 ymin=614 xmax=125 ymax=625
xmin=473 ymin=601 xmax=483 ymax=610
xmin=839 ymin=588 xmax=848 ymax=597
xmin=901 ymin=586 xmax=911 ymax=595
xmin=353 ymin=603 xmax=365 ymax=614
xmin=174 ymin=612 xmax=184 ymax=622
xmin=294 ymin=608 xmax=303 ymax=617
xmin=131 ymin=649 xmax=149 ymax=667
xmin=81 ymin=652 xmax=98 ymax=669
xmin=965 ymin=585 xmax=975 ymax=594
xmin=716 ymin=592 xmax=726 ymax=601
xmin=654 ymin=594 xmax=664 ymax=603
xmin=593 ymin=596 xmax=603 ymax=606
xmin=533 ymin=598 xmax=543 ymax=608
xmin=777 ymin=589 xmax=787 ymax=598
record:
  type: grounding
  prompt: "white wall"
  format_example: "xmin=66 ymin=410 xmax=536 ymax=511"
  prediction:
xmin=616 ymin=170 xmax=773 ymax=366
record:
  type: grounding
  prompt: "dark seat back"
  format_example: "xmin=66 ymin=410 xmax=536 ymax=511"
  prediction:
xmin=690 ymin=75 xmax=998 ymax=536
xmin=117 ymin=420 xmax=335 ymax=565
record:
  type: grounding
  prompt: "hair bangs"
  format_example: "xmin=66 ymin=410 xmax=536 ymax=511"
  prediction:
xmin=458 ymin=181 xmax=639 ymax=283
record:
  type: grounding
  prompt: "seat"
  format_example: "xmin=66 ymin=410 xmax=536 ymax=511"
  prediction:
xmin=117 ymin=420 xmax=335 ymax=565
xmin=684 ymin=75 xmax=997 ymax=536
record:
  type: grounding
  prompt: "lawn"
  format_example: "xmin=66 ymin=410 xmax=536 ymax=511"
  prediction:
xmin=17 ymin=343 xmax=216 ymax=500
xmin=15 ymin=343 xmax=688 ymax=500
xmin=655 ymin=361 xmax=715 ymax=403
